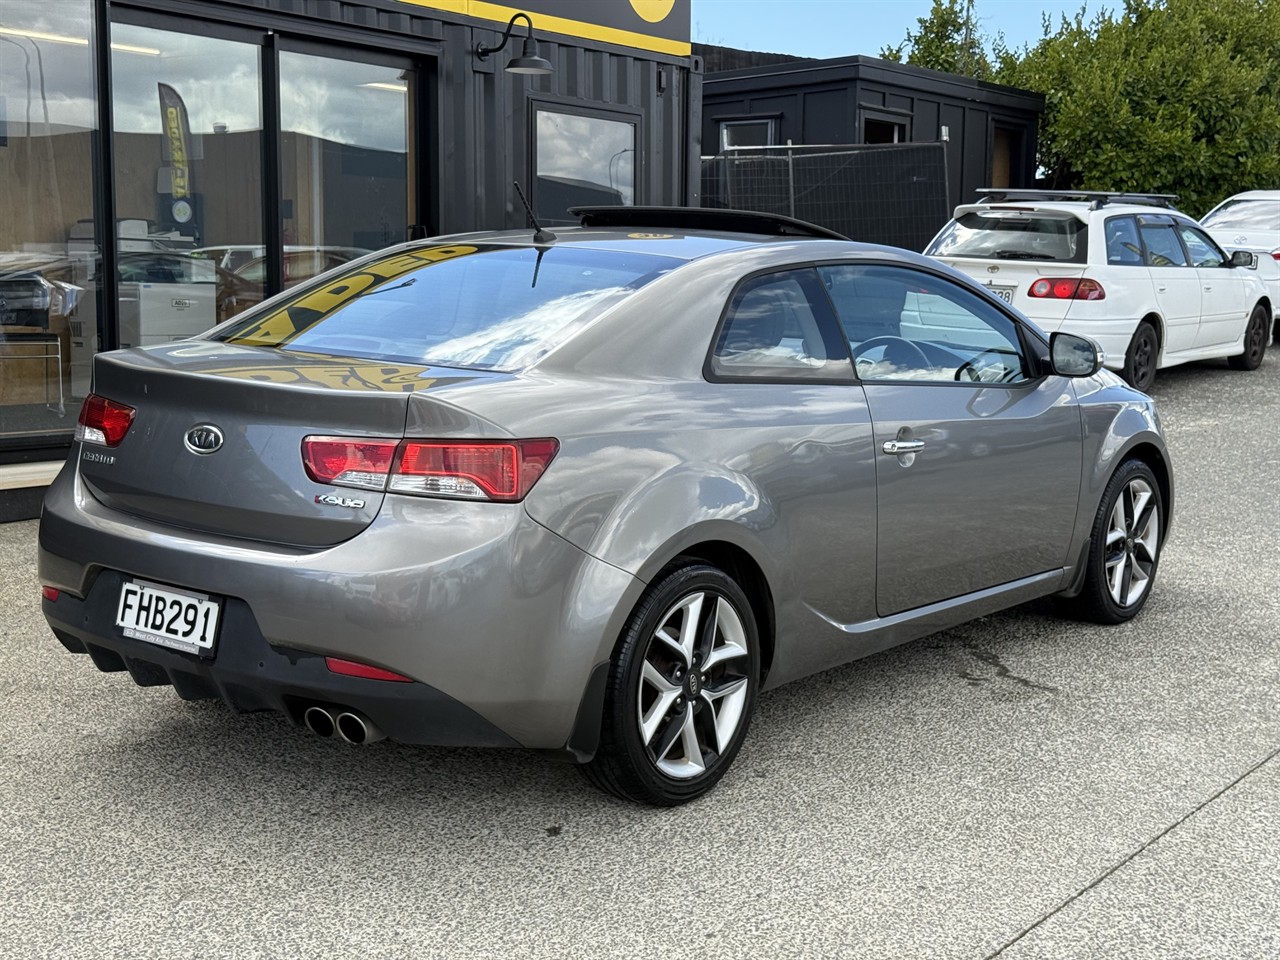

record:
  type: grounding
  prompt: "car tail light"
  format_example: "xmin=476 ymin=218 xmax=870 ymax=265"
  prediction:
xmin=1029 ymin=278 xmax=1105 ymax=300
xmin=41 ymin=586 xmax=59 ymax=602
xmin=75 ymin=394 xmax=136 ymax=447
xmin=301 ymin=436 xmax=558 ymax=502
xmin=302 ymin=437 xmax=400 ymax=490
xmin=324 ymin=657 xmax=414 ymax=682
xmin=1271 ymin=250 xmax=1280 ymax=261
xmin=390 ymin=439 xmax=558 ymax=501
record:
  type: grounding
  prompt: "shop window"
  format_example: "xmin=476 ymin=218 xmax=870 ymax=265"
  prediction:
xmin=0 ymin=0 xmax=99 ymax=442
xmin=534 ymin=107 xmax=636 ymax=225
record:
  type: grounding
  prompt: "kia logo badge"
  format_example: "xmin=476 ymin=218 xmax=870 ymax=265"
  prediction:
xmin=184 ymin=424 xmax=225 ymax=455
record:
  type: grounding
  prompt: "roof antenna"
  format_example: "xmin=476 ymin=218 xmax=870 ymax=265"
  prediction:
xmin=514 ymin=180 xmax=556 ymax=245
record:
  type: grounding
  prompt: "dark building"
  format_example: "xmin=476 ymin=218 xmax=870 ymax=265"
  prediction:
xmin=0 ymin=0 xmax=696 ymax=517
xmin=699 ymin=47 xmax=1044 ymax=228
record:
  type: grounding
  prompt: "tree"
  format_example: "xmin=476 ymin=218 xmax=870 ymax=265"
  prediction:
xmin=881 ymin=0 xmax=992 ymax=79
xmin=994 ymin=0 xmax=1280 ymax=215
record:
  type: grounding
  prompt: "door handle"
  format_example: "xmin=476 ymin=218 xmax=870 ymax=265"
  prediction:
xmin=882 ymin=439 xmax=925 ymax=455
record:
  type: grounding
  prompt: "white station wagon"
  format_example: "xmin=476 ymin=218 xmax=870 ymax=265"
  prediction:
xmin=926 ymin=190 xmax=1273 ymax=390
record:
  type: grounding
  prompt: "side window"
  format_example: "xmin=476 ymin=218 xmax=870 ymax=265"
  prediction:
xmin=1138 ymin=220 xmax=1190 ymax=267
xmin=818 ymin=263 xmax=1029 ymax=384
xmin=1105 ymin=216 xmax=1144 ymax=265
xmin=1177 ymin=224 xmax=1227 ymax=267
xmin=709 ymin=269 xmax=853 ymax=381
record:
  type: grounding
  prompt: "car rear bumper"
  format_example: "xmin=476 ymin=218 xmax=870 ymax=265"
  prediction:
xmin=38 ymin=459 xmax=642 ymax=753
xmin=43 ymin=574 xmax=522 ymax=748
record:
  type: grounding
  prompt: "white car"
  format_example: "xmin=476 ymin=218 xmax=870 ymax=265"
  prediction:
xmin=1200 ymin=189 xmax=1280 ymax=339
xmin=925 ymin=190 xmax=1273 ymax=391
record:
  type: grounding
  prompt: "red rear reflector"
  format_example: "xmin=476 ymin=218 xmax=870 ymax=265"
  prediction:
xmin=1029 ymin=278 xmax=1105 ymax=301
xmin=302 ymin=437 xmax=399 ymax=490
xmin=324 ymin=657 xmax=414 ymax=682
xmin=76 ymin=394 xmax=136 ymax=447
xmin=41 ymin=586 xmax=59 ymax=602
xmin=390 ymin=438 xmax=558 ymax=502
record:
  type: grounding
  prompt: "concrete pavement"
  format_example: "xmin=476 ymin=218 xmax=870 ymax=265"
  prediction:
xmin=0 ymin=354 xmax=1277 ymax=959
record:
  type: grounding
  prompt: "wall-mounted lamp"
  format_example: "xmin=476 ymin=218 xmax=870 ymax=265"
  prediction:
xmin=474 ymin=12 xmax=554 ymax=76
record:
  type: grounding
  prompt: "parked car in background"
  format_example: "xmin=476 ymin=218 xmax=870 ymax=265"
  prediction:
xmin=40 ymin=209 xmax=1173 ymax=805
xmin=0 ymin=254 xmax=86 ymax=331
xmin=1200 ymin=189 xmax=1280 ymax=341
xmin=925 ymin=190 xmax=1272 ymax=391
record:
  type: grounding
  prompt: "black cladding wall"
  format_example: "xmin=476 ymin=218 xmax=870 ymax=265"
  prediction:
xmin=700 ymin=52 xmax=1043 ymax=209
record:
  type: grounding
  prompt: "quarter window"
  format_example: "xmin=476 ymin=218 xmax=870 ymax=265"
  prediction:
xmin=1104 ymin=216 xmax=1144 ymax=265
xmin=819 ymin=264 xmax=1029 ymax=384
xmin=710 ymin=269 xmax=852 ymax=381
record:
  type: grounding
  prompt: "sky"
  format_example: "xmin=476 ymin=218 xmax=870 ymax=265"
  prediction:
xmin=689 ymin=0 xmax=1111 ymax=60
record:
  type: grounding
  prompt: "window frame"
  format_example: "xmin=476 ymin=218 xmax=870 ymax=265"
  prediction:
xmin=717 ymin=117 xmax=778 ymax=152
xmin=529 ymin=98 xmax=642 ymax=225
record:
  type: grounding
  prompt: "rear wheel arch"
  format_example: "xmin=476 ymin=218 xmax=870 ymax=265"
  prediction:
xmin=672 ymin=541 xmax=776 ymax=684
xmin=1117 ymin=441 xmax=1172 ymax=540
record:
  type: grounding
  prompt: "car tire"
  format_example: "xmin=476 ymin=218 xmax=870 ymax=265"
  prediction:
xmin=1227 ymin=304 xmax=1269 ymax=371
xmin=1063 ymin=459 xmax=1163 ymax=625
xmin=1122 ymin=321 xmax=1159 ymax=392
xmin=580 ymin=562 xmax=760 ymax=806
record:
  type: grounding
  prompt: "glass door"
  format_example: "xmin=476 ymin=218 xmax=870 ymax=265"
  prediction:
xmin=110 ymin=21 xmax=265 ymax=348
xmin=276 ymin=48 xmax=413 ymax=288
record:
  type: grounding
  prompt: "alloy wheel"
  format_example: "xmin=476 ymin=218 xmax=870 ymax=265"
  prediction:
xmin=636 ymin=590 xmax=750 ymax=779
xmin=1104 ymin=477 xmax=1159 ymax=608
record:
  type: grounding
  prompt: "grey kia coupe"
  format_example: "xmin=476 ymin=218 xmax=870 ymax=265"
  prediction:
xmin=38 ymin=208 xmax=1172 ymax=805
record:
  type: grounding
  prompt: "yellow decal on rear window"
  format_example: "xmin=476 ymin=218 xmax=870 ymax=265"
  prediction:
xmin=229 ymin=245 xmax=478 ymax=347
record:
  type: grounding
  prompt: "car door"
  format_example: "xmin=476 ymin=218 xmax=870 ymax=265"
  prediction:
xmin=1177 ymin=222 xmax=1248 ymax=349
xmin=819 ymin=263 xmax=1083 ymax=617
xmin=1137 ymin=215 xmax=1201 ymax=356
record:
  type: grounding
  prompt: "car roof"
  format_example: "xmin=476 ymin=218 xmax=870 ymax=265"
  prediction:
xmin=952 ymin=199 xmax=1196 ymax=224
xmin=1214 ymin=190 xmax=1280 ymax=202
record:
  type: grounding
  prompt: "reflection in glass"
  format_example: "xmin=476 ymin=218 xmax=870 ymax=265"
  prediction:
xmin=0 ymin=0 xmax=97 ymax=440
xmin=111 ymin=23 xmax=264 ymax=346
xmin=215 ymin=245 xmax=678 ymax=371
xmin=279 ymin=51 xmax=410 ymax=286
xmin=535 ymin=110 xmax=635 ymax=225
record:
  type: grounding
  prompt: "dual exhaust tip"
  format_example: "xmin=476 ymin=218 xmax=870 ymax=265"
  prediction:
xmin=303 ymin=705 xmax=385 ymax=745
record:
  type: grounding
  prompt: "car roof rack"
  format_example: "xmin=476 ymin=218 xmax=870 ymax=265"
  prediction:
xmin=976 ymin=189 xmax=1179 ymax=211
xmin=568 ymin=205 xmax=849 ymax=240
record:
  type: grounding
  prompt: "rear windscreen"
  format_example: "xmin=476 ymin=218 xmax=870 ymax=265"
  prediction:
xmin=211 ymin=244 xmax=680 ymax=370
xmin=927 ymin=211 xmax=1088 ymax=263
xmin=1200 ymin=199 xmax=1279 ymax=232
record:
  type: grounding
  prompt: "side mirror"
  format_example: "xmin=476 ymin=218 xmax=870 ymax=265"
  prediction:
xmin=1230 ymin=249 xmax=1257 ymax=268
xmin=1049 ymin=331 xmax=1104 ymax=378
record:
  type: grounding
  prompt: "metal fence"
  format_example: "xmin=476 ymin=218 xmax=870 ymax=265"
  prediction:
xmin=700 ymin=142 xmax=950 ymax=252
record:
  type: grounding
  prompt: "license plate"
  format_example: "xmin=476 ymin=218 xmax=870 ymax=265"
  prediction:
xmin=116 ymin=578 xmax=221 ymax=657
xmin=987 ymin=284 xmax=1015 ymax=304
